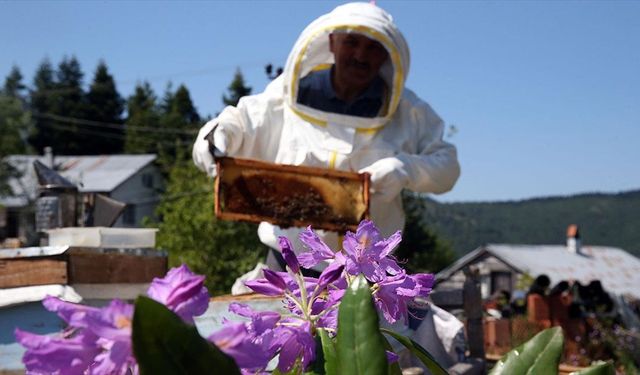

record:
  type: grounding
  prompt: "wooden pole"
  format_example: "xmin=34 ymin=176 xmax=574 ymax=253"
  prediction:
xmin=463 ymin=266 xmax=485 ymax=359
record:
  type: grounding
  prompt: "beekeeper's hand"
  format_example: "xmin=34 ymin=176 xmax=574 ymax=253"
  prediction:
xmin=359 ymin=157 xmax=409 ymax=202
xmin=192 ymin=121 xmax=225 ymax=177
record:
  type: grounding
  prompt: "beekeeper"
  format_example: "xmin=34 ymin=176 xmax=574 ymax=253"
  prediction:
xmin=193 ymin=2 xmax=460 ymax=267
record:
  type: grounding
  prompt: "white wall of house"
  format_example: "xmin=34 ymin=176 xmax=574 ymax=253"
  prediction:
xmin=437 ymin=253 xmax=519 ymax=299
xmin=110 ymin=164 xmax=163 ymax=228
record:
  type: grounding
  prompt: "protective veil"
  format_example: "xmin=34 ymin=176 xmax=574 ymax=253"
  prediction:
xmin=193 ymin=2 xmax=460 ymax=255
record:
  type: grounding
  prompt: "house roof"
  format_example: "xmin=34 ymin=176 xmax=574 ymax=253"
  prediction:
xmin=0 ymin=154 xmax=156 ymax=208
xmin=437 ymin=243 xmax=640 ymax=299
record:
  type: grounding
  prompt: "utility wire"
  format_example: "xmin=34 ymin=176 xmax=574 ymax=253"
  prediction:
xmin=34 ymin=112 xmax=200 ymax=135
xmin=22 ymin=60 xmax=267 ymax=98
xmin=41 ymin=122 xmax=193 ymax=147
xmin=132 ymin=187 xmax=212 ymax=206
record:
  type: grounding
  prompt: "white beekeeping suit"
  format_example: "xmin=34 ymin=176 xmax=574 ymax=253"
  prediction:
xmin=193 ymin=2 xmax=460 ymax=256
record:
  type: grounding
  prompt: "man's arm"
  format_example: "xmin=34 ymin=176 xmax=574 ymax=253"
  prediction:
xmin=192 ymin=78 xmax=285 ymax=174
xmin=359 ymin=95 xmax=460 ymax=200
xmin=192 ymin=106 xmax=246 ymax=176
xmin=397 ymin=101 xmax=460 ymax=194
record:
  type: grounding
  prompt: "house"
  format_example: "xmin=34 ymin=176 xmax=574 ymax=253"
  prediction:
xmin=0 ymin=151 xmax=162 ymax=246
xmin=435 ymin=225 xmax=640 ymax=300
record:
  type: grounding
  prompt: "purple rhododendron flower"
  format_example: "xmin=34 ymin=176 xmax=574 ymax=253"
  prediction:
xmin=91 ymin=339 xmax=138 ymax=375
xmin=16 ymin=297 xmax=137 ymax=375
xmin=271 ymin=320 xmax=315 ymax=372
xmin=84 ymin=299 xmax=137 ymax=374
xmin=411 ymin=273 xmax=435 ymax=296
xmin=15 ymin=264 xmax=213 ymax=374
xmin=84 ymin=299 xmax=133 ymax=342
xmin=147 ymin=264 xmax=209 ymax=323
xmin=228 ymin=303 xmax=280 ymax=335
xmin=209 ymin=303 xmax=282 ymax=371
xmin=373 ymin=271 xmax=434 ymax=324
xmin=15 ymin=328 xmax=100 ymax=375
xmin=209 ymin=322 xmax=276 ymax=371
xmin=221 ymin=220 xmax=437 ymax=371
xmin=343 ymin=220 xmax=403 ymax=283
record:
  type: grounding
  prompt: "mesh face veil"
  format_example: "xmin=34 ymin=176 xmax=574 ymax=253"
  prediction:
xmin=282 ymin=2 xmax=410 ymax=132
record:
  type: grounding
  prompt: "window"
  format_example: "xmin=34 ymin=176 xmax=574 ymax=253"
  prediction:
xmin=491 ymin=271 xmax=512 ymax=295
xmin=142 ymin=174 xmax=154 ymax=189
xmin=123 ymin=205 xmax=136 ymax=226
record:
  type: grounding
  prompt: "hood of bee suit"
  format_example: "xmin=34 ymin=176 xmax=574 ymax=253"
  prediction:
xmin=282 ymin=2 xmax=410 ymax=131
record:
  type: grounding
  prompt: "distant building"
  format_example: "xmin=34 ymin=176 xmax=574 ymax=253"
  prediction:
xmin=0 ymin=153 xmax=162 ymax=246
xmin=435 ymin=225 xmax=640 ymax=300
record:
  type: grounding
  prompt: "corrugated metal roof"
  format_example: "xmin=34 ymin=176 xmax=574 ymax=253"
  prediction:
xmin=437 ymin=244 xmax=640 ymax=299
xmin=0 ymin=154 xmax=156 ymax=207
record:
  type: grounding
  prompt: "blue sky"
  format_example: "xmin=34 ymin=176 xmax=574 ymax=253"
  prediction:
xmin=2 ymin=0 xmax=639 ymax=202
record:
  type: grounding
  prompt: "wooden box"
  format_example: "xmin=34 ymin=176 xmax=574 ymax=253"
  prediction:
xmin=0 ymin=246 xmax=167 ymax=289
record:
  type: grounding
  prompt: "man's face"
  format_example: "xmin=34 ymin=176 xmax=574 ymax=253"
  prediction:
xmin=329 ymin=32 xmax=389 ymax=91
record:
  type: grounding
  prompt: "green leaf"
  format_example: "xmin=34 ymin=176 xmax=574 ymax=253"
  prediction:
xmin=132 ymin=296 xmax=241 ymax=375
xmin=570 ymin=361 xmax=615 ymax=375
xmin=318 ymin=328 xmax=337 ymax=375
xmin=489 ymin=326 xmax=564 ymax=375
xmin=304 ymin=331 xmax=327 ymax=375
xmin=336 ymin=275 xmax=387 ymax=375
xmin=380 ymin=328 xmax=448 ymax=375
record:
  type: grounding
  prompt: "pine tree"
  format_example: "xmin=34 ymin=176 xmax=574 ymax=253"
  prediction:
xmin=395 ymin=193 xmax=456 ymax=273
xmin=85 ymin=61 xmax=125 ymax=154
xmin=172 ymin=85 xmax=200 ymax=125
xmin=153 ymin=71 xmax=264 ymax=295
xmin=29 ymin=59 xmax=56 ymax=153
xmin=125 ymin=82 xmax=160 ymax=154
xmin=154 ymin=150 xmax=266 ymax=294
xmin=222 ymin=68 xmax=251 ymax=107
xmin=1 ymin=73 xmax=31 ymax=193
xmin=160 ymin=82 xmax=175 ymax=114
xmin=156 ymin=84 xmax=200 ymax=171
xmin=51 ymin=56 xmax=87 ymax=154
xmin=2 ymin=66 xmax=31 ymax=154
xmin=3 ymin=66 xmax=26 ymax=100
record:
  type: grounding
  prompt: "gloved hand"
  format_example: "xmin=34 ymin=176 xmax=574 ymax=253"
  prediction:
xmin=192 ymin=121 xmax=225 ymax=177
xmin=359 ymin=157 xmax=409 ymax=202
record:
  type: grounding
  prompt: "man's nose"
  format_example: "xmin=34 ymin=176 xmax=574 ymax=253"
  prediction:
xmin=353 ymin=45 xmax=369 ymax=62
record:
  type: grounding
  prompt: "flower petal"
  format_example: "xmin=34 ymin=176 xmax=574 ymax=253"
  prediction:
xmin=297 ymin=226 xmax=335 ymax=268
xmin=263 ymin=269 xmax=287 ymax=291
xmin=42 ymin=296 xmax=99 ymax=328
xmin=279 ymin=236 xmax=300 ymax=273
xmin=375 ymin=230 xmax=402 ymax=258
xmin=245 ymin=279 xmax=285 ymax=296
xmin=147 ymin=264 xmax=210 ymax=323
xmin=318 ymin=263 xmax=344 ymax=289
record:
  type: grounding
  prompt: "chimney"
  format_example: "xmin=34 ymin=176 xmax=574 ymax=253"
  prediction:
xmin=33 ymin=160 xmax=78 ymax=232
xmin=44 ymin=146 xmax=54 ymax=168
xmin=566 ymin=224 xmax=581 ymax=254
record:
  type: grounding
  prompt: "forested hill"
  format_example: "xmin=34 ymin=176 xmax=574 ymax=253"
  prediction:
xmin=422 ymin=189 xmax=640 ymax=258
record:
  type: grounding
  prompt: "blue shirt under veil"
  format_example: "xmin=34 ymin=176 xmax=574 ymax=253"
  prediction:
xmin=296 ymin=67 xmax=385 ymax=118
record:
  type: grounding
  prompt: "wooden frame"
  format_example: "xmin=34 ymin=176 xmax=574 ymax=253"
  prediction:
xmin=214 ymin=157 xmax=370 ymax=232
